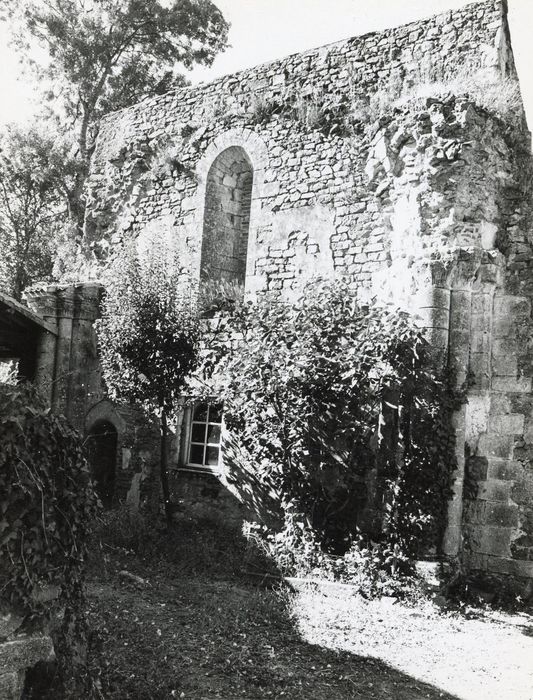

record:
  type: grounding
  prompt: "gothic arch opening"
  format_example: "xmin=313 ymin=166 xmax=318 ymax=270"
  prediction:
xmin=86 ymin=420 xmax=117 ymax=509
xmin=201 ymin=146 xmax=253 ymax=285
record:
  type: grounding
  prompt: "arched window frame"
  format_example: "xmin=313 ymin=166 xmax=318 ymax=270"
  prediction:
xmin=193 ymin=129 xmax=269 ymax=293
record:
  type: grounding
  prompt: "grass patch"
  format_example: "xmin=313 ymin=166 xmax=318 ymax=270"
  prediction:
xmin=26 ymin=508 xmax=533 ymax=699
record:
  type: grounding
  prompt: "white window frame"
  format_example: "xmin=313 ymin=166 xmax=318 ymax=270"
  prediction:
xmin=179 ymin=401 xmax=224 ymax=474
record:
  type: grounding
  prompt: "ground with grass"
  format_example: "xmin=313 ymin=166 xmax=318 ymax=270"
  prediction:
xmin=26 ymin=516 xmax=533 ymax=699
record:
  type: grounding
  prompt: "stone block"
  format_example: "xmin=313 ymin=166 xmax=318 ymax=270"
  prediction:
xmin=492 ymin=337 xmax=519 ymax=355
xmin=470 ymin=331 xmax=490 ymax=354
xmin=442 ymin=524 xmax=462 ymax=557
xmin=477 ymin=434 xmax=514 ymax=460
xmin=0 ymin=635 xmax=54 ymax=682
xmin=492 ymin=354 xmax=518 ymax=377
xmin=449 ymin=302 xmax=471 ymax=332
xmin=477 ymin=479 xmax=512 ymax=502
xmin=463 ymin=500 xmax=486 ymax=525
xmin=471 ymin=293 xmax=491 ymax=316
xmin=511 ymin=560 xmax=533 ymax=579
xmin=490 ymin=394 xmax=512 ymax=415
xmin=510 ymin=476 xmax=533 ymax=506
xmin=470 ymin=352 xmax=490 ymax=388
xmin=466 ymin=456 xmax=488 ymax=481
xmin=487 ymin=459 xmax=520 ymax=481
xmin=488 ymin=413 xmax=525 ymax=435
xmin=493 ymin=295 xmax=531 ymax=319
xmin=485 ymin=504 xmax=519 ymax=528
xmin=467 ymin=525 xmax=512 ymax=557
xmin=492 ymin=376 xmax=532 ymax=393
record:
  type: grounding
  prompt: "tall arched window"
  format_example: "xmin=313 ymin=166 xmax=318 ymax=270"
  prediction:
xmin=200 ymin=146 xmax=253 ymax=285
xmin=86 ymin=420 xmax=117 ymax=509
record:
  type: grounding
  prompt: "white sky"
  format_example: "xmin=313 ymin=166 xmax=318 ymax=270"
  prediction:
xmin=0 ymin=0 xmax=531 ymax=128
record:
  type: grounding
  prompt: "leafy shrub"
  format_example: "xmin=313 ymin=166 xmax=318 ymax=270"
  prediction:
xmin=91 ymin=503 xmax=157 ymax=555
xmin=332 ymin=538 xmax=420 ymax=599
xmin=245 ymin=517 xmax=422 ymax=600
xmin=0 ymin=382 xmax=98 ymax=693
xmin=199 ymin=279 xmax=458 ymax=559
xmin=96 ymin=239 xmax=202 ymax=522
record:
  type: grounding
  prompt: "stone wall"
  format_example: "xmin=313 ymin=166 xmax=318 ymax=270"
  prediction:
xmin=85 ymin=0 xmax=514 ymax=298
xmin=84 ymin=0 xmax=533 ymax=589
xmin=23 ymin=284 xmax=160 ymax=512
xmin=0 ymin=608 xmax=53 ymax=700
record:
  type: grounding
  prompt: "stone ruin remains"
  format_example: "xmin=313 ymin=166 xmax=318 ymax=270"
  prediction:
xmin=2 ymin=0 xmax=533 ymax=624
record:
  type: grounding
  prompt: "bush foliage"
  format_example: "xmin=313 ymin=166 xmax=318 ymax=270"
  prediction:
xmin=0 ymin=382 xmax=98 ymax=693
xmin=200 ymin=279 xmax=458 ymax=558
xmin=0 ymin=382 xmax=97 ymax=612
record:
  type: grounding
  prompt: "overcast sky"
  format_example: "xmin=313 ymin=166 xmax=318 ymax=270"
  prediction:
xmin=0 ymin=0 xmax=531 ymax=128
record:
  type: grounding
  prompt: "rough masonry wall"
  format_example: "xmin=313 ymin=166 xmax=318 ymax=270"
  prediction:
xmin=24 ymin=284 xmax=160 ymax=511
xmin=84 ymin=0 xmax=533 ymax=588
xmin=86 ymin=0 xmax=512 ymax=298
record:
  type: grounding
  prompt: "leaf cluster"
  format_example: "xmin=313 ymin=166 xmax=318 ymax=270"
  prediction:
xmin=0 ymin=125 xmax=77 ymax=298
xmin=201 ymin=279 xmax=458 ymax=556
xmin=2 ymin=0 xmax=229 ymax=147
xmin=95 ymin=239 xmax=202 ymax=415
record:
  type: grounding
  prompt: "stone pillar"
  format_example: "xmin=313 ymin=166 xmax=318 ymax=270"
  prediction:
xmin=442 ymin=287 xmax=473 ymax=557
xmin=24 ymin=287 xmax=59 ymax=408
xmin=412 ymin=284 xmax=451 ymax=368
xmin=26 ymin=283 xmax=104 ymax=430
xmin=68 ymin=284 xmax=103 ymax=431
xmin=33 ymin=331 xmax=57 ymax=406
xmin=54 ymin=288 xmax=75 ymax=417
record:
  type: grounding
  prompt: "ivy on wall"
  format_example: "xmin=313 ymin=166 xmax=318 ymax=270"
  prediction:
xmin=0 ymin=382 xmax=98 ymax=692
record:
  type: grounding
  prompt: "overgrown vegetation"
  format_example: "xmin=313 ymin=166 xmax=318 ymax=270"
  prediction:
xmin=1 ymin=0 xmax=229 ymax=239
xmin=351 ymin=68 xmax=524 ymax=130
xmin=0 ymin=382 xmax=98 ymax=695
xmin=27 ymin=510 xmax=531 ymax=699
xmin=0 ymin=125 xmax=76 ymax=299
xmin=248 ymin=88 xmax=353 ymax=137
xmin=246 ymin=68 xmax=524 ymax=139
xmin=198 ymin=279 xmax=459 ymax=569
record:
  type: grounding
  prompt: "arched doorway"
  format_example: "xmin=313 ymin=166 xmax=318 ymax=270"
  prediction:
xmin=86 ymin=420 xmax=117 ymax=509
xmin=201 ymin=146 xmax=253 ymax=285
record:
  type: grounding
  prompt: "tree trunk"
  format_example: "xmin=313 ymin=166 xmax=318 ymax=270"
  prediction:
xmin=160 ymin=410 xmax=172 ymax=524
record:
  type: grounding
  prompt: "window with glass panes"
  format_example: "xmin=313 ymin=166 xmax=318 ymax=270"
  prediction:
xmin=187 ymin=402 xmax=222 ymax=468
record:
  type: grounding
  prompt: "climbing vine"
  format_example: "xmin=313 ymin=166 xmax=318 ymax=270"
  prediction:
xmin=0 ymin=382 xmax=98 ymax=693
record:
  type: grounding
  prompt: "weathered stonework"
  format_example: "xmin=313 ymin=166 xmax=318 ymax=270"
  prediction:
xmin=79 ymin=0 xmax=533 ymax=593
xmin=18 ymin=283 xmax=160 ymax=512
xmin=0 ymin=608 xmax=54 ymax=700
xmin=0 ymin=0 xmax=529 ymax=594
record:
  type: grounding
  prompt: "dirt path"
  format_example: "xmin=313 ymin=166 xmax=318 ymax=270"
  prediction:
xmin=86 ymin=573 xmax=459 ymax=699
xmin=295 ymin=585 xmax=533 ymax=700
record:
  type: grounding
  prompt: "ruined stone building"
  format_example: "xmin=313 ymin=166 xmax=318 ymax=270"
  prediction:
xmin=2 ymin=0 xmax=533 ymax=594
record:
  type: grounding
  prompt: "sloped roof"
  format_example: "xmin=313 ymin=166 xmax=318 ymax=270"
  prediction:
xmin=0 ymin=292 xmax=57 ymax=360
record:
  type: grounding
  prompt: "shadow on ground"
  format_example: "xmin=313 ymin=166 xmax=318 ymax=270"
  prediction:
xmin=89 ymin=514 xmax=459 ymax=699
xmin=25 ymin=512 xmax=460 ymax=699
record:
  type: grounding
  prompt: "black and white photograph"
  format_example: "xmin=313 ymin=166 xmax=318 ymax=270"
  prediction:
xmin=0 ymin=1 xmax=532 ymax=698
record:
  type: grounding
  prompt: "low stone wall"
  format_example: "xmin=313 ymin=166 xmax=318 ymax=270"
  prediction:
xmin=0 ymin=608 xmax=54 ymax=700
